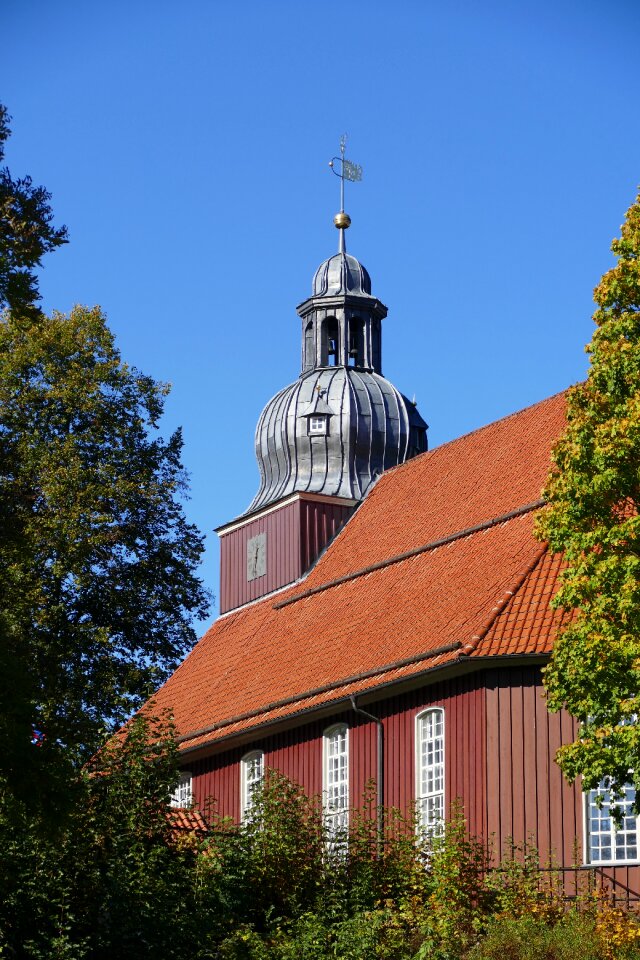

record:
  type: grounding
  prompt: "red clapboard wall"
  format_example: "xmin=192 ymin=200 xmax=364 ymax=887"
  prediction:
xmin=217 ymin=493 xmax=356 ymax=613
xmin=184 ymin=664 xmax=640 ymax=896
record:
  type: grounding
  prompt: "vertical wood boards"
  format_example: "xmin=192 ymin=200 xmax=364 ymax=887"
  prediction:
xmin=187 ymin=664 xmax=640 ymax=897
xmin=218 ymin=497 xmax=353 ymax=613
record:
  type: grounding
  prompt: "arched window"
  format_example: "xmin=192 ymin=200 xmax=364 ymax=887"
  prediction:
xmin=348 ymin=317 xmax=365 ymax=367
xmin=304 ymin=321 xmax=314 ymax=371
xmin=322 ymin=317 xmax=339 ymax=367
xmin=241 ymin=749 xmax=264 ymax=820
xmin=323 ymin=723 xmax=349 ymax=838
xmin=416 ymin=708 xmax=445 ymax=836
xmin=169 ymin=771 xmax=193 ymax=808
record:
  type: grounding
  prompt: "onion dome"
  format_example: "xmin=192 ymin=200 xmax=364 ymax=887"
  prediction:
xmin=247 ymin=367 xmax=427 ymax=513
xmin=246 ymin=204 xmax=428 ymax=515
xmin=312 ymin=252 xmax=373 ymax=299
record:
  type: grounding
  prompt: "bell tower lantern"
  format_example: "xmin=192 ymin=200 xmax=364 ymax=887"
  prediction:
xmin=217 ymin=143 xmax=428 ymax=614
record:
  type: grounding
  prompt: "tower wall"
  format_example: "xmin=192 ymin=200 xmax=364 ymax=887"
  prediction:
xmin=218 ymin=493 xmax=356 ymax=614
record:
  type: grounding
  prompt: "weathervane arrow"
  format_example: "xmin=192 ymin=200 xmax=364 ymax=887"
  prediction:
xmin=328 ymin=135 xmax=362 ymax=252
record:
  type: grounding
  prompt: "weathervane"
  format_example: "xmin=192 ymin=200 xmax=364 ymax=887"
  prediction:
xmin=328 ymin=134 xmax=363 ymax=252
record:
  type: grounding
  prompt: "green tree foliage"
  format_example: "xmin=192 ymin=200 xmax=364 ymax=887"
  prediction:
xmin=0 ymin=104 xmax=68 ymax=316
xmin=0 ymin=714 xmax=207 ymax=959
xmin=537 ymin=189 xmax=640 ymax=800
xmin=0 ymin=305 xmax=210 ymax=806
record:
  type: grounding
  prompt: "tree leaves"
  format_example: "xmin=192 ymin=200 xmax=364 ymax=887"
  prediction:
xmin=0 ymin=104 xmax=67 ymax=317
xmin=0 ymin=306 xmax=210 ymax=810
xmin=537 ymin=188 xmax=640 ymax=804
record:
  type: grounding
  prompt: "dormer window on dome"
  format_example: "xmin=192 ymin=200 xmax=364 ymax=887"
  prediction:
xmin=309 ymin=415 xmax=329 ymax=436
xmin=301 ymin=388 xmax=333 ymax=437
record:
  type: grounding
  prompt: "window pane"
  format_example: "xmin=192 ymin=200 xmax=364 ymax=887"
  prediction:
xmin=242 ymin=751 xmax=264 ymax=819
xmin=170 ymin=773 xmax=193 ymax=808
xmin=417 ymin=709 xmax=445 ymax=837
xmin=309 ymin=416 xmax=328 ymax=435
xmin=587 ymin=780 xmax=639 ymax=864
xmin=324 ymin=725 xmax=349 ymax=841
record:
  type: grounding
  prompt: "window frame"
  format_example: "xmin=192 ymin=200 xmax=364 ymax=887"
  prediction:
xmin=308 ymin=415 xmax=329 ymax=436
xmin=584 ymin=780 xmax=640 ymax=866
xmin=169 ymin=771 xmax=193 ymax=808
xmin=323 ymin=722 xmax=349 ymax=839
xmin=241 ymin=749 xmax=265 ymax=821
xmin=415 ymin=707 xmax=445 ymax=837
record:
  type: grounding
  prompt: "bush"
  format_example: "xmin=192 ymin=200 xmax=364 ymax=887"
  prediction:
xmin=5 ymin=742 xmax=640 ymax=960
xmin=470 ymin=912 xmax=609 ymax=960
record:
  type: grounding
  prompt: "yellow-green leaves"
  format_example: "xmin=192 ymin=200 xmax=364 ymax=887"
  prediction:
xmin=537 ymin=189 xmax=640 ymax=806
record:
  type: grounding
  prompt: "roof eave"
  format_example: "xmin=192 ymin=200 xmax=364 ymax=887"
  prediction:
xmin=177 ymin=651 xmax=550 ymax=762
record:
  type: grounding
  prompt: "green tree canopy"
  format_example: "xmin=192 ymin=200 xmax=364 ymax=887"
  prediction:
xmin=537 ymin=188 xmax=640 ymax=801
xmin=0 ymin=306 xmax=210 ymax=804
xmin=0 ymin=104 xmax=67 ymax=316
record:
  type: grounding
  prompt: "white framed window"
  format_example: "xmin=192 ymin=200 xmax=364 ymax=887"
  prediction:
xmin=309 ymin=415 xmax=328 ymax=436
xmin=241 ymin=749 xmax=264 ymax=820
xmin=416 ymin=708 xmax=445 ymax=836
xmin=585 ymin=780 xmax=639 ymax=864
xmin=169 ymin=771 xmax=193 ymax=808
xmin=323 ymin=723 xmax=349 ymax=838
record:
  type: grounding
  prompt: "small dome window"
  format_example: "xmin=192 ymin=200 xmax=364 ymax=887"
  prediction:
xmin=309 ymin=415 xmax=329 ymax=436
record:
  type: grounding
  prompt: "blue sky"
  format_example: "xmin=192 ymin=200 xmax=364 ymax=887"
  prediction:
xmin=3 ymin=0 xmax=640 ymax=622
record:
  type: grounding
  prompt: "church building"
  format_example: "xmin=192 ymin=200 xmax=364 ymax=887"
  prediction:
xmin=155 ymin=180 xmax=640 ymax=895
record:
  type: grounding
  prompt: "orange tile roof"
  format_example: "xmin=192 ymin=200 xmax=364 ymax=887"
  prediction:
xmin=167 ymin=806 xmax=208 ymax=836
xmin=149 ymin=390 xmax=570 ymax=754
xmin=476 ymin=548 xmax=571 ymax=658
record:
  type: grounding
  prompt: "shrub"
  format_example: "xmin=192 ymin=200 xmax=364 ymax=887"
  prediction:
xmin=470 ymin=912 xmax=603 ymax=960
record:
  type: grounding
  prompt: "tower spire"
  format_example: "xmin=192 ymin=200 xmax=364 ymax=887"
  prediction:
xmin=328 ymin=134 xmax=362 ymax=253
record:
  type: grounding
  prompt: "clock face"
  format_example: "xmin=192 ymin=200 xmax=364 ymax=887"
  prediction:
xmin=247 ymin=532 xmax=267 ymax=582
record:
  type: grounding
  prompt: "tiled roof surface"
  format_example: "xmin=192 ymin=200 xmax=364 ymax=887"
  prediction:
xmin=300 ymin=390 xmax=568 ymax=584
xmin=477 ymin=548 xmax=571 ymax=657
xmin=149 ymin=391 xmax=569 ymax=753
xmin=167 ymin=807 xmax=208 ymax=836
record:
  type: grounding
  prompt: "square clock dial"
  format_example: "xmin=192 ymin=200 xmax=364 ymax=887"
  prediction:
xmin=247 ymin=532 xmax=267 ymax=581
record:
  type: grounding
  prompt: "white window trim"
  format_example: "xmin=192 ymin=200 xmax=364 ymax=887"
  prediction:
xmin=241 ymin=749 xmax=264 ymax=821
xmin=169 ymin=771 xmax=193 ymax=808
xmin=583 ymin=780 xmax=640 ymax=866
xmin=323 ymin=723 xmax=349 ymax=838
xmin=308 ymin=415 xmax=329 ymax=436
xmin=415 ymin=707 xmax=445 ymax=837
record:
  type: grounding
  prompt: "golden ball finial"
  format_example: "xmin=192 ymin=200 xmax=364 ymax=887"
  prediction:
xmin=334 ymin=211 xmax=351 ymax=229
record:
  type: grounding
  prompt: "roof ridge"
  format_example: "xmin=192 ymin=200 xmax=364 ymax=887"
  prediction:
xmin=459 ymin=543 xmax=549 ymax=657
xmin=273 ymin=500 xmax=544 ymax=611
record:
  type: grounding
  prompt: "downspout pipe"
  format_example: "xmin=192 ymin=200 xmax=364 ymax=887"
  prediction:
xmin=350 ymin=695 xmax=384 ymax=852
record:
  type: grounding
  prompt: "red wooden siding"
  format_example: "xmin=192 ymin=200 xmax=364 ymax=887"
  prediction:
xmin=189 ymin=714 xmax=350 ymax=819
xmin=219 ymin=496 xmax=354 ymax=614
xmin=483 ymin=666 xmax=581 ymax=862
xmin=377 ymin=676 xmax=486 ymax=840
xmin=188 ymin=674 xmax=485 ymax=839
xmin=186 ymin=665 xmax=640 ymax=897
xmin=482 ymin=667 xmax=640 ymax=897
xmin=299 ymin=499 xmax=354 ymax=574
xmin=219 ymin=499 xmax=301 ymax=614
